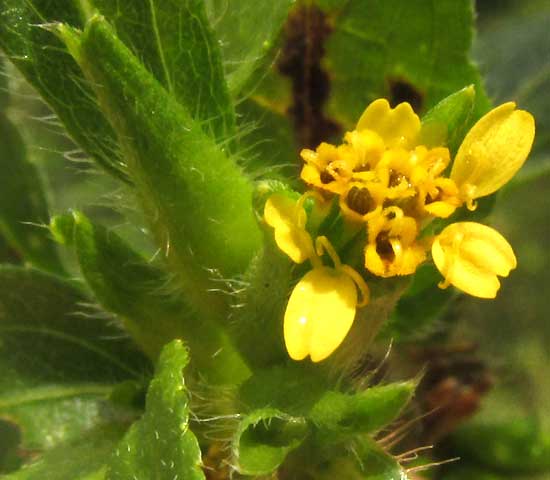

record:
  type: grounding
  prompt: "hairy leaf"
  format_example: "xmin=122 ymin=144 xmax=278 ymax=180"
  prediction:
xmin=3 ymin=425 xmax=126 ymax=480
xmin=205 ymin=0 xmax=295 ymax=97
xmin=325 ymin=0 xmax=490 ymax=128
xmin=106 ymin=340 xmax=205 ymax=480
xmin=60 ymin=17 xmax=261 ymax=316
xmin=0 ymin=266 xmax=149 ymax=451
xmin=309 ymin=382 xmax=415 ymax=442
xmin=0 ymin=110 xmax=64 ymax=274
xmin=233 ymin=408 xmax=308 ymax=476
xmin=94 ymin=0 xmax=236 ymax=142
xmin=315 ymin=438 xmax=407 ymax=480
xmin=67 ymin=211 xmax=249 ymax=383
xmin=0 ymin=0 xmax=127 ymax=181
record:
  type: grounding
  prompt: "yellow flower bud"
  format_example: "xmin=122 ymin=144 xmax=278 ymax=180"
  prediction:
xmin=284 ymin=267 xmax=358 ymax=362
xmin=432 ymin=222 xmax=517 ymax=299
xmin=451 ymin=102 xmax=535 ymax=205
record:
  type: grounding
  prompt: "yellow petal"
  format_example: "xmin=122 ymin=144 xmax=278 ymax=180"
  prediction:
xmin=356 ymin=98 xmax=421 ymax=148
xmin=284 ymin=267 xmax=357 ymax=362
xmin=273 ymin=224 xmax=312 ymax=264
xmin=264 ymin=194 xmax=310 ymax=263
xmin=432 ymin=222 xmax=517 ymax=299
xmin=451 ymin=102 xmax=535 ymax=199
xmin=424 ymin=201 xmax=458 ymax=218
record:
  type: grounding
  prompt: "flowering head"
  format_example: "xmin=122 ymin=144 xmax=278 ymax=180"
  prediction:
xmin=265 ymin=92 xmax=534 ymax=362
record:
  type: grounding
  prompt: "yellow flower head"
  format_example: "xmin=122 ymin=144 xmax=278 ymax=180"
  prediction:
xmin=296 ymin=97 xmax=533 ymax=295
xmin=265 ymin=93 xmax=534 ymax=362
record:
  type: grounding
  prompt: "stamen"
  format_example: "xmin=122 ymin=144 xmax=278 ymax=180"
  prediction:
xmin=340 ymin=265 xmax=370 ymax=307
xmin=315 ymin=236 xmax=342 ymax=269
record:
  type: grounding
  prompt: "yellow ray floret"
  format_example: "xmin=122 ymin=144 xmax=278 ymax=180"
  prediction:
xmin=432 ymin=222 xmax=517 ymax=299
xmin=451 ymin=102 xmax=535 ymax=207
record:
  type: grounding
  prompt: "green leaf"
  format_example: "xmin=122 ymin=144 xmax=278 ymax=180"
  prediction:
xmin=309 ymin=382 xmax=415 ymax=441
xmin=60 ymin=16 xmax=261 ymax=316
xmin=451 ymin=418 xmax=550 ymax=474
xmin=0 ymin=111 xmax=64 ymax=275
xmin=0 ymin=419 xmax=22 ymax=474
xmin=420 ymin=85 xmax=477 ymax=154
xmin=0 ymin=54 xmax=8 ymax=108
xmin=2 ymin=424 xmax=126 ymax=480
xmin=205 ymin=0 xmax=295 ymax=97
xmin=0 ymin=0 xmax=128 ymax=181
xmin=315 ymin=438 xmax=406 ymax=480
xmin=106 ymin=340 xmax=205 ymax=480
xmin=324 ymin=0 xmax=490 ymax=128
xmin=233 ymin=408 xmax=308 ymax=476
xmin=239 ymin=364 xmax=328 ymax=417
xmin=68 ymin=211 xmax=249 ymax=384
xmin=0 ymin=266 xmax=149 ymax=451
xmin=93 ymin=0 xmax=236 ymax=142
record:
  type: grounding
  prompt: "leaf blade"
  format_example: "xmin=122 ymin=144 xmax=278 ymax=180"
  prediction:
xmin=106 ymin=340 xmax=205 ymax=480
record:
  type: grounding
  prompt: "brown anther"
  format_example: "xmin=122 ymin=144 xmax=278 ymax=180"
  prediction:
xmin=425 ymin=188 xmax=442 ymax=204
xmin=388 ymin=169 xmax=407 ymax=188
xmin=320 ymin=170 xmax=335 ymax=184
xmin=347 ymin=186 xmax=374 ymax=215
xmin=376 ymin=232 xmax=395 ymax=263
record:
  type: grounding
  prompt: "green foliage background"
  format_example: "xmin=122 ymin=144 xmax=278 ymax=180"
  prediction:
xmin=0 ymin=0 xmax=548 ymax=478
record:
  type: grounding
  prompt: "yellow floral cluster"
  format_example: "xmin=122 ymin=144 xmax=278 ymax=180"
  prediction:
xmin=265 ymin=98 xmax=534 ymax=362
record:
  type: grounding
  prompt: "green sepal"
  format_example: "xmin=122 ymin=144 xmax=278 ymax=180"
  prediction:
xmin=233 ymin=408 xmax=309 ymax=476
xmin=106 ymin=340 xmax=205 ymax=480
xmin=58 ymin=16 xmax=261 ymax=315
xmin=420 ymin=85 xmax=477 ymax=154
